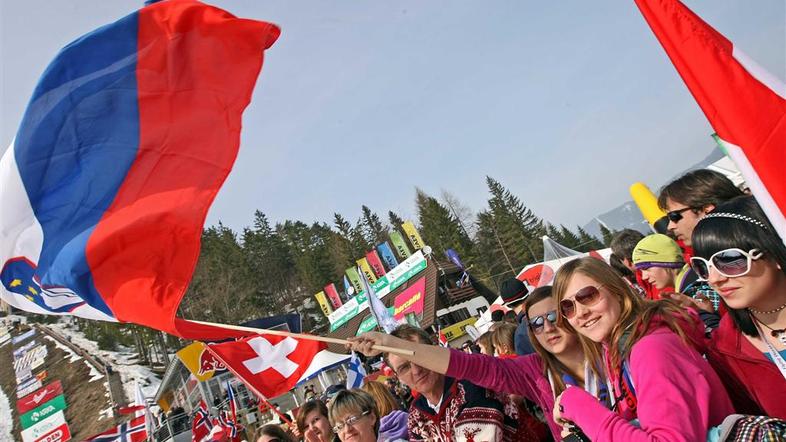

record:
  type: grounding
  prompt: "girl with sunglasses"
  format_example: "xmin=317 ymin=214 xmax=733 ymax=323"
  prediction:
xmin=692 ymin=195 xmax=786 ymax=419
xmin=348 ymin=286 xmax=606 ymax=441
xmin=551 ymin=257 xmax=733 ymax=441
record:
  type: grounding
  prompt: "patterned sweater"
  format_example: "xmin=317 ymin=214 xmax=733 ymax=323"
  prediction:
xmin=406 ymin=376 xmax=537 ymax=442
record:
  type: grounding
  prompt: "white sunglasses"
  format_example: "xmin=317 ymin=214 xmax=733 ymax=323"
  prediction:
xmin=689 ymin=248 xmax=763 ymax=281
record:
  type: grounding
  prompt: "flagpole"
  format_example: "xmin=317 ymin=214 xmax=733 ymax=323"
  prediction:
xmin=186 ymin=319 xmax=414 ymax=356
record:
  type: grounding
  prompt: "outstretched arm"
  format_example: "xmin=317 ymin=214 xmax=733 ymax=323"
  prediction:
xmin=347 ymin=332 xmax=450 ymax=374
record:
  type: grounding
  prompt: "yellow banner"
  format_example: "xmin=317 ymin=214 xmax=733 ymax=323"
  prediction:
xmin=177 ymin=341 xmax=222 ymax=382
xmin=356 ymin=257 xmax=378 ymax=283
xmin=401 ymin=221 xmax=425 ymax=250
xmin=441 ymin=317 xmax=478 ymax=341
xmin=629 ymin=182 xmax=666 ymax=226
xmin=314 ymin=291 xmax=333 ymax=317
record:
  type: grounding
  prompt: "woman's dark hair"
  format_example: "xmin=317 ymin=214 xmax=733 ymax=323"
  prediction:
xmin=256 ymin=424 xmax=297 ymax=442
xmin=692 ymin=195 xmax=786 ymax=337
xmin=296 ymin=400 xmax=329 ymax=434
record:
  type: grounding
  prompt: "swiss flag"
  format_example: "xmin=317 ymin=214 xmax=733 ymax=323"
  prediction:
xmin=634 ymin=0 xmax=786 ymax=243
xmin=207 ymin=334 xmax=326 ymax=398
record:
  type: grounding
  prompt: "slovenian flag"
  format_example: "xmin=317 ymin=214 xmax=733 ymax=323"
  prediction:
xmin=0 ymin=0 xmax=279 ymax=339
xmin=634 ymin=0 xmax=786 ymax=244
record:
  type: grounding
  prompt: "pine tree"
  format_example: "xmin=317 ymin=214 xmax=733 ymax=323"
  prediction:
xmin=415 ymin=188 xmax=474 ymax=260
xmin=241 ymin=211 xmax=296 ymax=311
xmin=388 ymin=211 xmax=405 ymax=230
xmin=576 ymin=226 xmax=605 ymax=252
xmin=360 ymin=205 xmax=388 ymax=246
xmin=334 ymin=213 xmax=368 ymax=258
xmin=599 ymin=223 xmax=615 ymax=247
xmin=484 ymin=177 xmax=544 ymax=265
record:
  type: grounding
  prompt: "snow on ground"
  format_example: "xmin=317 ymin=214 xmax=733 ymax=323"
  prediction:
xmin=48 ymin=320 xmax=161 ymax=403
xmin=85 ymin=359 xmax=105 ymax=382
xmin=0 ymin=384 xmax=13 ymax=442
xmin=43 ymin=335 xmax=82 ymax=362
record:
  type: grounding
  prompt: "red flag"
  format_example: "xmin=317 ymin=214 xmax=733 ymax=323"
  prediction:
xmin=118 ymin=404 xmax=146 ymax=415
xmin=192 ymin=400 xmax=213 ymax=442
xmin=635 ymin=0 xmax=786 ymax=243
xmin=438 ymin=327 xmax=449 ymax=348
xmin=207 ymin=334 xmax=326 ymax=398
xmin=84 ymin=415 xmax=147 ymax=442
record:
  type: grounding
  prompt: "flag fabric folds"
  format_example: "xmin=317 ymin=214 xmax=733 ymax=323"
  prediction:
xmin=84 ymin=415 xmax=147 ymax=442
xmin=191 ymin=400 xmax=214 ymax=442
xmin=634 ymin=0 xmax=786 ymax=244
xmin=346 ymin=351 xmax=367 ymax=389
xmin=207 ymin=334 xmax=327 ymax=399
xmin=358 ymin=266 xmax=399 ymax=333
xmin=0 ymin=0 xmax=280 ymax=340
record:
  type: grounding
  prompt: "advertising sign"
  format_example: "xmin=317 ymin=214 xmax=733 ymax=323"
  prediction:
xmin=18 ymin=381 xmax=63 ymax=414
xmin=388 ymin=231 xmax=411 ymax=259
xmin=33 ymin=423 xmax=71 ymax=442
xmin=18 ymin=379 xmax=43 ymax=398
xmin=21 ymin=411 xmax=66 ymax=442
xmin=355 ymin=306 xmax=397 ymax=335
xmin=21 ymin=395 xmax=67 ymax=429
xmin=401 ymin=221 xmax=425 ymax=250
xmin=176 ymin=341 xmax=226 ymax=382
xmin=376 ymin=242 xmax=399 ymax=270
xmin=365 ymin=250 xmax=386 ymax=278
xmin=393 ymin=277 xmax=426 ymax=321
xmin=14 ymin=340 xmax=36 ymax=359
xmin=356 ymin=258 xmax=377 ymax=283
xmin=314 ymin=291 xmax=333 ymax=317
xmin=344 ymin=267 xmax=363 ymax=294
xmin=329 ymin=251 xmax=427 ymax=331
xmin=441 ymin=318 xmax=478 ymax=341
xmin=323 ymin=283 xmax=343 ymax=309
xmin=13 ymin=329 xmax=37 ymax=345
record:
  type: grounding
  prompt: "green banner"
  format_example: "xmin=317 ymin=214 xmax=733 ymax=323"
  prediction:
xmin=329 ymin=251 xmax=427 ymax=331
xmin=21 ymin=394 xmax=66 ymax=429
xmin=356 ymin=307 xmax=396 ymax=335
xmin=345 ymin=267 xmax=363 ymax=294
xmin=389 ymin=230 xmax=412 ymax=259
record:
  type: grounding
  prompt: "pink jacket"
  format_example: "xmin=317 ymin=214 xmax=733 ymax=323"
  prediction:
xmin=559 ymin=326 xmax=734 ymax=442
xmin=446 ymin=349 xmax=564 ymax=440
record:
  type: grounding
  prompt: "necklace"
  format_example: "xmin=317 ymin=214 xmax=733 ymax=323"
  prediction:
xmin=751 ymin=314 xmax=786 ymax=345
xmin=748 ymin=300 xmax=786 ymax=315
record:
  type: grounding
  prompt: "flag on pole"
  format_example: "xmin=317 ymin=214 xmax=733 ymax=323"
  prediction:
xmin=191 ymin=400 xmax=213 ymax=442
xmin=84 ymin=415 xmax=147 ymax=442
xmin=346 ymin=351 xmax=367 ymax=389
xmin=225 ymin=380 xmax=238 ymax=425
xmin=206 ymin=334 xmax=327 ymax=399
xmin=634 ymin=0 xmax=786 ymax=244
xmin=358 ymin=266 xmax=399 ymax=333
xmin=0 ymin=0 xmax=280 ymax=341
xmin=438 ymin=326 xmax=449 ymax=348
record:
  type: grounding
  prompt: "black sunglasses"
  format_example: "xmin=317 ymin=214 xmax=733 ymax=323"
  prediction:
xmin=528 ymin=310 xmax=558 ymax=334
xmin=666 ymin=207 xmax=697 ymax=223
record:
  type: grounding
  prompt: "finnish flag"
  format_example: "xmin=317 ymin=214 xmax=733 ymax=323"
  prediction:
xmin=346 ymin=351 xmax=367 ymax=389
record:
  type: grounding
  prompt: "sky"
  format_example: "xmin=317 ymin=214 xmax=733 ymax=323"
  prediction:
xmin=1 ymin=1 xmax=784 ymax=234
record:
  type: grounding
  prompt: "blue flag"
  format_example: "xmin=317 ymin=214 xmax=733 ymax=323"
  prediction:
xmin=346 ymin=351 xmax=367 ymax=389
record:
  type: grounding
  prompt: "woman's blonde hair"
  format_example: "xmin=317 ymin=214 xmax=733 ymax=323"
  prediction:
xmin=523 ymin=285 xmax=603 ymax=396
xmin=553 ymin=257 xmax=695 ymax=369
xmin=476 ymin=331 xmax=494 ymax=355
xmin=328 ymin=389 xmax=379 ymax=435
xmin=491 ymin=322 xmax=517 ymax=355
xmin=362 ymin=380 xmax=400 ymax=417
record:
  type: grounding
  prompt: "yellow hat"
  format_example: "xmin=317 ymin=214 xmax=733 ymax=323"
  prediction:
xmin=632 ymin=234 xmax=684 ymax=269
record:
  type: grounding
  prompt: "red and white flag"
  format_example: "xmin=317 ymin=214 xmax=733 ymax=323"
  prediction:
xmin=438 ymin=326 xmax=449 ymax=348
xmin=192 ymin=400 xmax=214 ymax=442
xmin=83 ymin=415 xmax=147 ymax=442
xmin=635 ymin=0 xmax=786 ymax=244
xmin=207 ymin=334 xmax=326 ymax=399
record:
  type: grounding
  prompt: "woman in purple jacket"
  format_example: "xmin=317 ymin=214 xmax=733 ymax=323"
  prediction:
xmin=551 ymin=257 xmax=733 ymax=441
xmin=348 ymin=286 xmax=606 ymax=441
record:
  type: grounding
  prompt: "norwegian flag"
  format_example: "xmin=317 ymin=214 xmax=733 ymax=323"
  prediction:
xmin=218 ymin=410 xmax=242 ymax=440
xmin=225 ymin=380 xmax=238 ymax=424
xmin=83 ymin=415 xmax=147 ymax=442
xmin=635 ymin=0 xmax=786 ymax=244
xmin=192 ymin=400 xmax=214 ymax=442
xmin=207 ymin=334 xmax=326 ymax=399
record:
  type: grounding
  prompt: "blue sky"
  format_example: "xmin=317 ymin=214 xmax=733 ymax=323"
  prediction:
xmin=2 ymin=1 xmax=784 ymax=233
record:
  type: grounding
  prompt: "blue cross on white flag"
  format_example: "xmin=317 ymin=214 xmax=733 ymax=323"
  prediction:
xmin=346 ymin=351 xmax=367 ymax=389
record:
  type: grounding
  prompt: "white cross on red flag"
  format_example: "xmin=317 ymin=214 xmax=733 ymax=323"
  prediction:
xmin=207 ymin=334 xmax=326 ymax=398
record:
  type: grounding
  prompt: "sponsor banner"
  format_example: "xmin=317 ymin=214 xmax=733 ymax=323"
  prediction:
xmin=356 ymin=258 xmax=377 ymax=283
xmin=21 ymin=411 xmax=66 ymax=442
xmin=0 ymin=332 xmax=10 ymax=346
xmin=14 ymin=341 xmax=37 ymax=359
xmin=377 ymin=242 xmax=399 ymax=270
xmin=388 ymin=230 xmax=412 ymax=259
xmin=365 ymin=250 xmax=386 ymax=278
xmin=323 ymin=283 xmax=342 ymax=309
xmin=15 ymin=345 xmax=48 ymax=372
xmin=18 ymin=380 xmax=63 ymax=414
xmin=441 ymin=318 xmax=478 ymax=342
xmin=344 ymin=267 xmax=363 ymax=294
xmin=314 ymin=291 xmax=333 ymax=317
xmin=329 ymin=251 xmax=427 ymax=331
xmin=21 ymin=394 xmax=67 ymax=429
xmin=176 ymin=341 xmax=226 ymax=382
xmin=401 ymin=221 xmax=425 ymax=250
xmin=18 ymin=380 xmax=43 ymax=398
xmin=393 ymin=277 xmax=426 ymax=321
xmin=33 ymin=423 xmax=71 ymax=442
xmin=356 ymin=307 xmax=396 ymax=335
xmin=36 ymin=370 xmax=48 ymax=382
xmin=17 ymin=368 xmax=32 ymax=384
xmin=13 ymin=329 xmax=37 ymax=345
